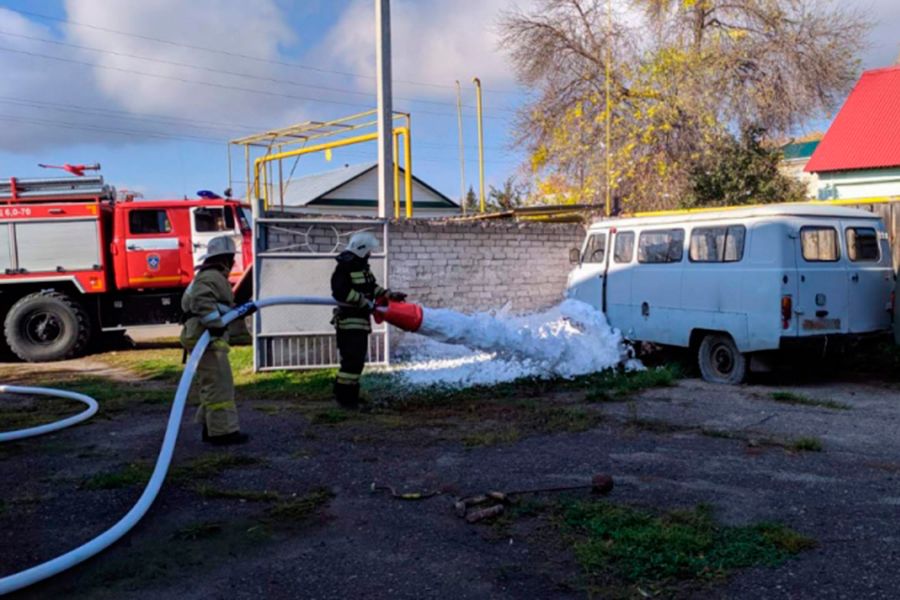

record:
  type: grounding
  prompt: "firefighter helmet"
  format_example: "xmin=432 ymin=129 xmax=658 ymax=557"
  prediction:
xmin=346 ymin=231 xmax=379 ymax=258
xmin=199 ymin=235 xmax=236 ymax=263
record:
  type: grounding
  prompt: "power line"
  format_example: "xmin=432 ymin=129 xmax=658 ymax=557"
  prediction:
xmin=0 ymin=94 xmax=509 ymax=151
xmin=12 ymin=7 xmax=524 ymax=96
xmin=0 ymin=112 xmax=519 ymax=165
xmin=0 ymin=29 xmax=519 ymax=115
xmin=0 ymin=45 xmax=514 ymax=122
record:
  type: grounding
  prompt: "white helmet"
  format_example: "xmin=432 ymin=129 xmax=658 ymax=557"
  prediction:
xmin=346 ymin=231 xmax=379 ymax=258
xmin=199 ymin=235 xmax=236 ymax=264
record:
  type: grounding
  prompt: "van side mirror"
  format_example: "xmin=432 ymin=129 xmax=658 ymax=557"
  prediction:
xmin=569 ymin=248 xmax=581 ymax=264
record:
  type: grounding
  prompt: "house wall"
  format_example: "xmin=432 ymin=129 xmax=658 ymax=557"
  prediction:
xmin=779 ymin=158 xmax=818 ymax=198
xmin=817 ymin=168 xmax=900 ymax=200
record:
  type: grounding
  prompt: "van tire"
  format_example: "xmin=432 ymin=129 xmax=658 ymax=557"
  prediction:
xmin=4 ymin=291 xmax=91 ymax=362
xmin=697 ymin=334 xmax=747 ymax=385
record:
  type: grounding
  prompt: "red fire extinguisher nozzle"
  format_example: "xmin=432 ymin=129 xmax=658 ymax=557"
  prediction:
xmin=372 ymin=300 xmax=424 ymax=332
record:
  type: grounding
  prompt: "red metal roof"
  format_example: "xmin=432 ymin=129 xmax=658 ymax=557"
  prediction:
xmin=805 ymin=65 xmax=900 ymax=173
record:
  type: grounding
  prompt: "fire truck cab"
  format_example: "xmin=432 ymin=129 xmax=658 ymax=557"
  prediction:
xmin=0 ymin=175 xmax=252 ymax=362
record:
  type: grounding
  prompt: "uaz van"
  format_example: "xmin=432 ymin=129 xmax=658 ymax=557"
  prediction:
xmin=566 ymin=204 xmax=894 ymax=383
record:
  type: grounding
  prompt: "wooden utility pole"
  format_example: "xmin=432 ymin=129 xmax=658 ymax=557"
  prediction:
xmin=376 ymin=0 xmax=394 ymax=219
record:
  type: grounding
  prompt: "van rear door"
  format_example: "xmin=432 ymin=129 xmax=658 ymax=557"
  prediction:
xmin=843 ymin=221 xmax=892 ymax=333
xmin=794 ymin=224 xmax=849 ymax=334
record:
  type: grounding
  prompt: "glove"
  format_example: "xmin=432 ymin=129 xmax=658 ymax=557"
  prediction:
xmin=208 ymin=327 xmax=226 ymax=338
xmin=387 ymin=290 xmax=407 ymax=302
xmin=364 ymin=300 xmax=376 ymax=313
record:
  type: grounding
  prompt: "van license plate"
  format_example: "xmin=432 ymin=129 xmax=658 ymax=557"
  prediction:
xmin=802 ymin=318 xmax=841 ymax=331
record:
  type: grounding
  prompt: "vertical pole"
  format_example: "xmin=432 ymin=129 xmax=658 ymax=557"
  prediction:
xmin=226 ymin=143 xmax=232 ymax=195
xmin=455 ymin=80 xmax=466 ymax=215
xmin=376 ymin=0 xmax=395 ymax=219
xmin=393 ymin=130 xmax=400 ymax=216
xmin=473 ymin=77 xmax=486 ymax=213
xmin=404 ymin=121 xmax=413 ymax=219
xmin=605 ymin=0 xmax=612 ymax=217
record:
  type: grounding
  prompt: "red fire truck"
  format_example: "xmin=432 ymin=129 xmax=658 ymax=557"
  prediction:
xmin=0 ymin=175 xmax=252 ymax=362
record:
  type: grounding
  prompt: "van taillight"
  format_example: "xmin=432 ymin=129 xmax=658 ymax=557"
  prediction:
xmin=781 ymin=295 xmax=792 ymax=329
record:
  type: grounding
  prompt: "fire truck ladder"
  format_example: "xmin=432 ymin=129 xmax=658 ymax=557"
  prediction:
xmin=0 ymin=176 xmax=114 ymax=202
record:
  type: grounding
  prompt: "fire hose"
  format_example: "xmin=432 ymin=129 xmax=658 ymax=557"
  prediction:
xmin=0 ymin=295 xmax=427 ymax=595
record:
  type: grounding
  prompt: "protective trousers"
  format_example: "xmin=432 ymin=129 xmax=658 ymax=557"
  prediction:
xmin=193 ymin=341 xmax=240 ymax=436
xmin=335 ymin=329 xmax=369 ymax=407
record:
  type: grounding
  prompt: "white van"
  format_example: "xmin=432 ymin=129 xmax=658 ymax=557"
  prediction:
xmin=566 ymin=204 xmax=894 ymax=383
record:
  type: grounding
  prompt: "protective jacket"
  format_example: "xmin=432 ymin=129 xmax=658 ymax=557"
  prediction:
xmin=180 ymin=264 xmax=236 ymax=349
xmin=330 ymin=251 xmax=387 ymax=333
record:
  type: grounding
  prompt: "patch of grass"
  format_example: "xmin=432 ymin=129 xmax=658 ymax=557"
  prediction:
xmin=534 ymin=407 xmax=600 ymax=434
xmin=171 ymin=453 xmax=261 ymax=479
xmin=463 ymin=426 xmax=522 ymax=447
xmin=194 ymin=485 xmax=281 ymax=502
xmin=172 ymin=521 xmax=223 ymax=541
xmin=769 ymin=391 xmax=850 ymax=411
xmin=562 ymin=501 xmax=815 ymax=589
xmin=584 ymin=366 xmax=680 ymax=403
xmin=266 ymin=488 xmax=334 ymax=524
xmin=81 ymin=462 xmax=153 ymax=490
xmin=310 ymin=408 xmax=351 ymax=425
xmin=790 ymin=437 xmax=824 ymax=452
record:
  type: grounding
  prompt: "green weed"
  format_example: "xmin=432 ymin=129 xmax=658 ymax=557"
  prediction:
xmin=266 ymin=488 xmax=334 ymax=523
xmin=171 ymin=453 xmax=261 ymax=479
xmin=310 ymin=408 xmax=351 ymax=425
xmin=563 ymin=501 xmax=815 ymax=587
xmin=769 ymin=392 xmax=850 ymax=410
xmin=790 ymin=437 xmax=824 ymax=452
xmin=81 ymin=463 xmax=153 ymax=490
xmin=463 ymin=426 xmax=522 ymax=447
xmin=585 ymin=366 xmax=679 ymax=403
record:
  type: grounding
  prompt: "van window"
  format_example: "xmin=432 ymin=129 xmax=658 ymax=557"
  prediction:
xmin=194 ymin=207 xmax=234 ymax=232
xmin=689 ymin=225 xmax=746 ymax=262
xmin=582 ymin=233 xmax=606 ymax=263
xmin=129 ymin=209 xmax=171 ymax=235
xmin=638 ymin=229 xmax=684 ymax=263
xmin=614 ymin=231 xmax=635 ymax=263
xmin=801 ymin=226 xmax=839 ymax=262
xmin=846 ymin=227 xmax=879 ymax=262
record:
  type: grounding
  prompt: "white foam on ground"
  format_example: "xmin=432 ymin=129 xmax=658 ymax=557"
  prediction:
xmin=386 ymin=299 xmax=632 ymax=387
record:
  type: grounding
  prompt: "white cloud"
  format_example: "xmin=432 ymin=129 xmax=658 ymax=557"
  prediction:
xmin=314 ymin=0 xmax=527 ymax=100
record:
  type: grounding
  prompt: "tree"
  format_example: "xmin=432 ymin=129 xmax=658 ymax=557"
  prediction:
xmin=488 ymin=176 xmax=527 ymax=211
xmin=463 ymin=185 xmax=479 ymax=213
xmin=684 ymin=126 xmax=807 ymax=207
xmin=500 ymin=0 xmax=868 ymax=211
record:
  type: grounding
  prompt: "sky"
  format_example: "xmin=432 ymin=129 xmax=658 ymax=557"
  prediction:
xmin=0 ymin=0 xmax=897 ymax=202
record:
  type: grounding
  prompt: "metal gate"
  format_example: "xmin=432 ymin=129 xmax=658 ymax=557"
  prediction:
xmin=252 ymin=215 xmax=389 ymax=372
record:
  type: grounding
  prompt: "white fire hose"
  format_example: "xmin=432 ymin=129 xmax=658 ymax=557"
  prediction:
xmin=0 ymin=296 xmax=339 ymax=595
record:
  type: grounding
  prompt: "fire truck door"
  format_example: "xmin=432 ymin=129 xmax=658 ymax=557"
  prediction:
xmin=189 ymin=206 xmax=243 ymax=273
xmin=124 ymin=208 xmax=183 ymax=288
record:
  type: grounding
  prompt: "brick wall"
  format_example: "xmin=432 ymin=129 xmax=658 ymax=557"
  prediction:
xmin=388 ymin=220 xmax=585 ymax=314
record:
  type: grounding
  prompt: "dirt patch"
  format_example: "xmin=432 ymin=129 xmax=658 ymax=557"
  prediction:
xmin=3 ymin=350 xmax=900 ymax=598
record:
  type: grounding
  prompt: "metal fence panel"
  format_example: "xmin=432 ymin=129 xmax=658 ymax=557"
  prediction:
xmin=253 ymin=215 xmax=389 ymax=372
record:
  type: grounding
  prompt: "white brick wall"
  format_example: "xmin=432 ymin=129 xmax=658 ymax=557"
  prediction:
xmin=388 ymin=220 xmax=585 ymax=314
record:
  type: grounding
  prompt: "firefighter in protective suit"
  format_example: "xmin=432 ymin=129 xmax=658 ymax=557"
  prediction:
xmin=180 ymin=235 xmax=249 ymax=445
xmin=331 ymin=232 xmax=406 ymax=408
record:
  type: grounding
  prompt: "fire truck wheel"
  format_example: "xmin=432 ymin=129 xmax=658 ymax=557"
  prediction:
xmin=4 ymin=291 xmax=92 ymax=362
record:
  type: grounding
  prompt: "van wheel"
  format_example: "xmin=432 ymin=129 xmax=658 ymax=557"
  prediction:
xmin=4 ymin=291 xmax=91 ymax=362
xmin=698 ymin=334 xmax=747 ymax=385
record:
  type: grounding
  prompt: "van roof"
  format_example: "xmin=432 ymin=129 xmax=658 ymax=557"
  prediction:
xmin=589 ymin=202 xmax=881 ymax=230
